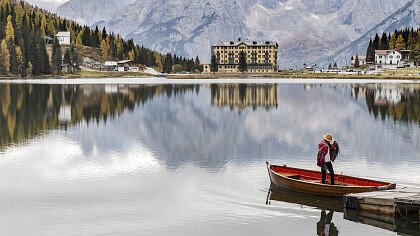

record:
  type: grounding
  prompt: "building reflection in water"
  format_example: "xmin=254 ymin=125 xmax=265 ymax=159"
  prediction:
xmin=352 ymin=84 xmax=420 ymax=124
xmin=211 ymin=84 xmax=278 ymax=110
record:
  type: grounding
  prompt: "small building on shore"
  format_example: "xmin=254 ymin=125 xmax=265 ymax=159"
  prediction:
xmin=61 ymin=63 xmax=75 ymax=73
xmin=117 ymin=60 xmax=139 ymax=72
xmin=102 ymin=61 xmax=118 ymax=71
xmin=202 ymin=64 xmax=211 ymax=73
xmin=351 ymin=55 xmax=366 ymax=66
xmin=209 ymin=38 xmax=279 ymax=73
xmin=56 ymin=32 xmax=71 ymax=45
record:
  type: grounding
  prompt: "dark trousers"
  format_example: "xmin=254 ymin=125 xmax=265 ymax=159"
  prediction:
xmin=321 ymin=162 xmax=335 ymax=185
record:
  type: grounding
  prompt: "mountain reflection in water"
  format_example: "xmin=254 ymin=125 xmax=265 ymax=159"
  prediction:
xmin=0 ymin=83 xmax=419 ymax=235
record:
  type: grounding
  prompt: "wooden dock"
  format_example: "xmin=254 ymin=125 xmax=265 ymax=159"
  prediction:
xmin=344 ymin=187 xmax=420 ymax=217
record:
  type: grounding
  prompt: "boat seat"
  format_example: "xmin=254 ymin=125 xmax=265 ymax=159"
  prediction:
xmin=283 ymin=173 xmax=301 ymax=180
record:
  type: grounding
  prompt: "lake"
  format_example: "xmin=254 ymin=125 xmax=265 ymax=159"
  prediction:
xmin=0 ymin=82 xmax=419 ymax=235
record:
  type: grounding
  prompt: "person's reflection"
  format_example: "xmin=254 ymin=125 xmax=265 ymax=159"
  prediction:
xmin=317 ymin=210 xmax=338 ymax=236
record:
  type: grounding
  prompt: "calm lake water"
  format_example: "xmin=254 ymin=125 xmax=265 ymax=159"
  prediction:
xmin=0 ymin=83 xmax=419 ymax=235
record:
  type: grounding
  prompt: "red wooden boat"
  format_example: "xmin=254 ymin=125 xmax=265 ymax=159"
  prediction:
xmin=267 ymin=162 xmax=396 ymax=197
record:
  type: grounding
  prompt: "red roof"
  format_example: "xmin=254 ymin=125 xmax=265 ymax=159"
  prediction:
xmin=375 ymin=50 xmax=389 ymax=55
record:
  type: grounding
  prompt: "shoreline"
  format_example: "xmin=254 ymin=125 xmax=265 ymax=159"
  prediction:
xmin=0 ymin=77 xmax=419 ymax=85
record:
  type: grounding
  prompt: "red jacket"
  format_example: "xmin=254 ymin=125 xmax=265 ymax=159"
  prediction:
xmin=317 ymin=140 xmax=339 ymax=167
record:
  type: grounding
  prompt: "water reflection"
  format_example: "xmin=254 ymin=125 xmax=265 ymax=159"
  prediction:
xmin=267 ymin=186 xmax=420 ymax=236
xmin=0 ymin=84 xmax=198 ymax=150
xmin=211 ymin=84 xmax=278 ymax=110
xmin=317 ymin=210 xmax=338 ymax=236
xmin=352 ymin=84 xmax=420 ymax=124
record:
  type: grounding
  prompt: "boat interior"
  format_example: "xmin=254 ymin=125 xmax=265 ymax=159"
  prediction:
xmin=271 ymin=165 xmax=390 ymax=187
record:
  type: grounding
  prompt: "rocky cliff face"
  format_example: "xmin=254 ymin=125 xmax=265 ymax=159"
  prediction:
xmin=56 ymin=0 xmax=136 ymax=26
xmin=57 ymin=0 xmax=417 ymax=68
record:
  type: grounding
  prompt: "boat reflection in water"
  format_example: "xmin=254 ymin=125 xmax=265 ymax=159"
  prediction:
xmin=266 ymin=184 xmax=420 ymax=236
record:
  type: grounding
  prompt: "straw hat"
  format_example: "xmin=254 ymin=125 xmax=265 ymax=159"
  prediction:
xmin=323 ymin=133 xmax=333 ymax=142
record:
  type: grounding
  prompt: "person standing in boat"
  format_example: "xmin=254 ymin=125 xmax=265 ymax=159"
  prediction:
xmin=317 ymin=134 xmax=340 ymax=185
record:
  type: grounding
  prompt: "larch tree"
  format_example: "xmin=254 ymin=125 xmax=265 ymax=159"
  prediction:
xmin=100 ymin=39 xmax=109 ymax=62
xmin=5 ymin=15 xmax=15 ymax=41
xmin=1 ymin=40 xmax=10 ymax=75
xmin=395 ymin=35 xmax=406 ymax=51
xmin=155 ymin=53 xmax=163 ymax=72
xmin=389 ymin=33 xmax=397 ymax=49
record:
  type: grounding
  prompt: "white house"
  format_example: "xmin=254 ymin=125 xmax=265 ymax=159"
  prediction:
xmin=117 ymin=60 xmax=139 ymax=72
xmin=56 ymin=32 xmax=71 ymax=45
xmin=375 ymin=50 xmax=408 ymax=69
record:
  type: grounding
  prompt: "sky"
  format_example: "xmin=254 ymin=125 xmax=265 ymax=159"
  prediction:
xmin=26 ymin=0 xmax=69 ymax=12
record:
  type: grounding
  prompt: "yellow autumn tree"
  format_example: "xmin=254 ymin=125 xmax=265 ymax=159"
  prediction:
xmin=40 ymin=15 xmax=47 ymax=37
xmin=100 ymin=39 xmax=110 ymax=62
xmin=128 ymin=49 xmax=135 ymax=61
xmin=395 ymin=35 xmax=406 ymax=51
xmin=155 ymin=53 xmax=163 ymax=72
xmin=389 ymin=33 xmax=397 ymax=49
xmin=6 ymin=15 xmax=15 ymax=41
xmin=76 ymin=30 xmax=83 ymax=48
xmin=1 ymin=40 xmax=10 ymax=76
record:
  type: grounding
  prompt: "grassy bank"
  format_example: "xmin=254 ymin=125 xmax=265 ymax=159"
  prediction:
xmin=169 ymin=71 xmax=420 ymax=80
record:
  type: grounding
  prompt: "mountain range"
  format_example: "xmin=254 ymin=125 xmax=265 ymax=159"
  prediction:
xmin=56 ymin=0 xmax=420 ymax=68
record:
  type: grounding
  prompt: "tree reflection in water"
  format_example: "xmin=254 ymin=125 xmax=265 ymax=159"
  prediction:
xmin=352 ymin=84 xmax=420 ymax=124
xmin=0 ymin=84 xmax=199 ymax=150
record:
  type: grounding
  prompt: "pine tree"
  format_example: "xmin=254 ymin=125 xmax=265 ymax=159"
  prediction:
xmin=51 ymin=38 xmax=62 ymax=73
xmin=7 ymin=39 xmax=18 ymax=75
xmin=15 ymin=46 xmax=24 ymax=76
xmin=92 ymin=26 xmax=100 ymax=48
xmin=39 ymin=32 xmax=51 ymax=74
xmin=366 ymin=39 xmax=374 ymax=63
xmin=380 ymin=32 xmax=388 ymax=50
xmin=70 ymin=44 xmax=83 ymax=67
xmin=164 ymin=53 xmax=173 ymax=73
xmin=333 ymin=62 xmax=338 ymax=69
xmin=63 ymin=48 xmax=71 ymax=64
xmin=372 ymin=34 xmax=380 ymax=51
xmin=1 ymin=39 xmax=10 ymax=75
xmin=238 ymin=50 xmax=247 ymax=73
xmin=46 ymin=20 xmax=56 ymax=36
xmin=210 ymin=53 xmax=218 ymax=74
xmin=354 ymin=54 xmax=360 ymax=68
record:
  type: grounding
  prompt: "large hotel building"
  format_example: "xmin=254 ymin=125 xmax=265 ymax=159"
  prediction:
xmin=203 ymin=38 xmax=279 ymax=73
